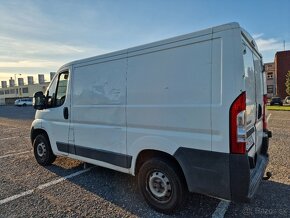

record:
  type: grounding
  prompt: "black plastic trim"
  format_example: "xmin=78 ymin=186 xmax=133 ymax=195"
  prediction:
xmin=246 ymin=127 xmax=255 ymax=138
xmin=173 ymin=139 xmax=269 ymax=202
xmin=56 ymin=142 xmax=69 ymax=153
xmin=174 ymin=148 xmax=231 ymax=200
xmin=30 ymin=127 xmax=34 ymax=144
xmin=230 ymin=133 xmax=269 ymax=202
xmin=56 ymin=142 xmax=132 ymax=168
xmin=229 ymin=154 xmax=250 ymax=201
xmin=247 ymin=143 xmax=255 ymax=152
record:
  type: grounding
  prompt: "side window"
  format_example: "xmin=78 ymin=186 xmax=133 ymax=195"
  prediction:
xmin=46 ymin=71 xmax=69 ymax=108
xmin=55 ymin=72 xmax=69 ymax=106
xmin=46 ymin=76 xmax=58 ymax=107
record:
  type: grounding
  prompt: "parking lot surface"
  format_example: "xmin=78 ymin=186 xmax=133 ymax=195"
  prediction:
xmin=0 ymin=106 xmax=289 ymax=217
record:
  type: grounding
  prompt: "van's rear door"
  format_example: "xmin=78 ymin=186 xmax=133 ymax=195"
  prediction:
xmin=243 ymin=43 xmax=257 ymax=157
xmin=243 ymin=40 xmax=264 ymax=158
xmin=253 ymin=53 xmax=264 ymax=154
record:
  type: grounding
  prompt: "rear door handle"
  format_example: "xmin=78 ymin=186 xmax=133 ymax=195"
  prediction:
xmin=258 ymin=104 xmax=262 ymax=119
xmin=63 ymin=107 xmax=69 ymax=119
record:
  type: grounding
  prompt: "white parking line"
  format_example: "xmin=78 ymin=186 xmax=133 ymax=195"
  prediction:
xmin=212 ymin=200 xmax=230 ymax=218
xmin=270 ymin=118 xmax=290 ymax=121
xmin=0 ymin=136 xmax=19 ymax=141
xmin=0 ymin=167 xmax=92 ymax=205
xmin=0 ymin=136 xmax=30 ymax=141
xmin=267 ymin=113 xmax=272 ymax=123
xmin=2 ymin=127 xmax=18 ymax=132
xmin=0 ymin=151 xmax=31 ymax=159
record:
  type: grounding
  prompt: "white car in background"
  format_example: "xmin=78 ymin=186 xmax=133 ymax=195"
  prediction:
xmin=14 ymin=98 xmax=33 ymax=106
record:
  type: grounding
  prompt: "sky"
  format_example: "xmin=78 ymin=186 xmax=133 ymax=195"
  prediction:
xmin=0 ymin=0 xmax=289 ymax=83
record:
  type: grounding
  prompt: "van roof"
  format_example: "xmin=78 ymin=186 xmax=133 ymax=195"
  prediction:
xmin=59 ymin=22 xmax=243 ymax=70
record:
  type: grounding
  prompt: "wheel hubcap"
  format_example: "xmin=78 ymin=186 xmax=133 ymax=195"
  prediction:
xmin=148 ymin=171 xmax=172 ymax=200
xmin=37 ymin=142 xmax=47 ymax=157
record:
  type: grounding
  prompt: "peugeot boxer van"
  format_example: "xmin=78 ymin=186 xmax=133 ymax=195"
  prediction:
xmin=31 ymin=23 xmax=271 ymax=213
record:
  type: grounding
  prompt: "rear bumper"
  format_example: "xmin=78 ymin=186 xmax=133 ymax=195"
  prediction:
xmin=174 ymin=132 xmax=270 ymax=202
xmin=229 ymin=151 xmax=269 ymax=202
xmin=230 ymin=129 xmax=271 ymax=201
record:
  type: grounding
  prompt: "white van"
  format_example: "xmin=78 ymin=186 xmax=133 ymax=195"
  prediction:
xmin=31 ymin=22 xmax=271 ymax=213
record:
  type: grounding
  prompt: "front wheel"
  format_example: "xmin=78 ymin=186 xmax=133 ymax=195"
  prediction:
xmin=138 ymin=158 xmax=188 ymax=214
xmin=33 ymin=134 xmax=56 ymax=166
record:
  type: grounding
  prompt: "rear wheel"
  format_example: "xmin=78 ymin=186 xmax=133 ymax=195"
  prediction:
xmin=33 ymin=134 xmax=56 ymax=166
xmin=138 ymin=158 xmax=188 ymax=214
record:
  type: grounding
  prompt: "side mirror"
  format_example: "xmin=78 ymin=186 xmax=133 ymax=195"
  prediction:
xmin=33 ymin=91 xmax=46 ymax=110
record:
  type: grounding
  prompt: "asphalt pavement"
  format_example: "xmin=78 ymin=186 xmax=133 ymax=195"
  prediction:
xmin=0 ymin=106 xmax=289 ymax=217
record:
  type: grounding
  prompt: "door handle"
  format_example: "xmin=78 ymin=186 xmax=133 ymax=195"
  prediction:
xmin=258 ymin=104 xmax=262 ymax=119
xmin=63 ymin=107 xmax=69 ymax=119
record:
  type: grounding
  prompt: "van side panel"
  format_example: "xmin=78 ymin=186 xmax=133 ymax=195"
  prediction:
xmin=70 ymin=57 xmax=129 ymax=169
xmin=126 ymin=35 xmax=212 ymax=160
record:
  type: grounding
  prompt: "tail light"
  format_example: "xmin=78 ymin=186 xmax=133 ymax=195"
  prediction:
xmin=263 ymin=95 xmax=267 ymax=130
xmin=230 ymin=92 xmax=246 ymax=154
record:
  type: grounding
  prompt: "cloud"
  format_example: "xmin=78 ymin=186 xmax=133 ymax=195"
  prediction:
xmin=252 ymin=33 xmax=264 ymax=39
xmin=0 ymin=35 xmax=109 ymax=73
xmin=253 ymin=33 xmax=284 ymax=52
xmin=0 ymin=35 xmax=106 ymax=57
xmin=0 ymin=60 xmax=62 ymax=68
xmin=252 ymin=33 xmax=290 ymax=62
xmin=0 ymin=1 xmax=110 ymax=74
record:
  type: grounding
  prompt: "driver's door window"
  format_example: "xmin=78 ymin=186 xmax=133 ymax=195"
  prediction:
xmin=46 ymin=71 xmax=69 ymax=108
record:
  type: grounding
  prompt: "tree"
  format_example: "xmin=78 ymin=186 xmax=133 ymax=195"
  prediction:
xmin=286 ymin=71 xmax=290 ymax=96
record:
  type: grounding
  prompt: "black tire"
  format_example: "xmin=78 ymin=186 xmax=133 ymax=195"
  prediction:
xmin=138 ymin=158 xmax=188 ymax=214
xmin=33 ymin=134 xmax=56 ymax=166
xmin=23 ymin=103 xmax=27 ymax=107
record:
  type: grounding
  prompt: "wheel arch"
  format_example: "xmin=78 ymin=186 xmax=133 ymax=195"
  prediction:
xmin=134 ymin=149 xmax=187 ymax=185
xmin=31 ymin=128 xmax=50 ymax=145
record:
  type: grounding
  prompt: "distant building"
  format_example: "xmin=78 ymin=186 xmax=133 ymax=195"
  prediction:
xmin=275 ymin=50 xmax=290 ymax=99
xmin=0 ymin=83 xmax=49 ymax=105
xmin=27 ymin=76 xmax=34 ymax=85
xmin=18 ymin=78 xmax=24 ymax=86
xmin=0 ymin=74 xmax=50 ymax=105
xmin=50 ymin=72 xmax=56 ymax=81
xmin=38 ymin=74 xmax=45 ymax=84
xmin=264 ymin=62 xmax=276 ymax=98
xmin=9 ymin=78 xmax=15 ymax=87
xmin=1 ymin=81 xmax=7 ymax=88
